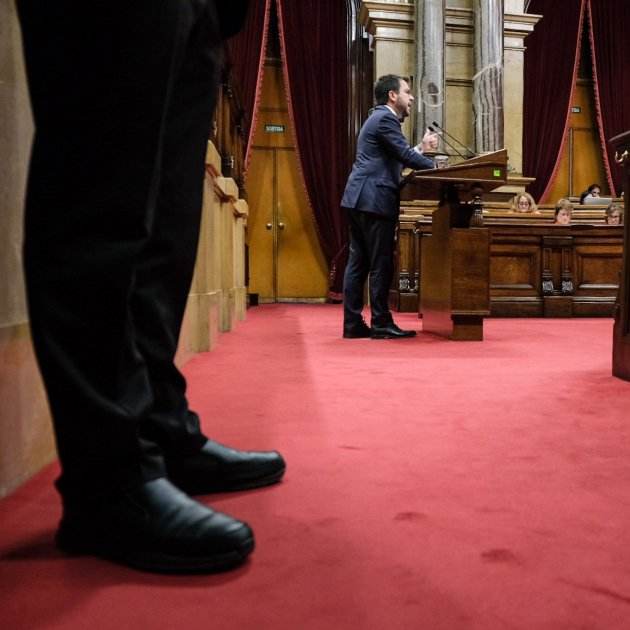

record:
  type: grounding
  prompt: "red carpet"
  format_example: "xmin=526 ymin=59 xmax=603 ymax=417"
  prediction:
xmin=2 ymin=305 xmax=630 ymax=629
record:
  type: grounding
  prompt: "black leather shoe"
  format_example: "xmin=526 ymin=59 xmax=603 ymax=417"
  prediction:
xmin=56 ymin=478 xmax=254 ymax=573
xmin=343 ymin=323 xmax=371 ymax=338
xmin=370 ymin=322 xmax=417 ymax=339
xmin=166 ymin=440 xmax=286 ymax=495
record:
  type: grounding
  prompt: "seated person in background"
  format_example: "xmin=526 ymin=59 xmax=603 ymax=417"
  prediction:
xmin=510 ymin=192 xmax=540 ymax=214
xmin=579 ymin=183 xmax=601 ymax=204
xmin=605 ymin=203 xmax=623 ymax=225
xmin=554 ymin=198 xmax=573 ymax=225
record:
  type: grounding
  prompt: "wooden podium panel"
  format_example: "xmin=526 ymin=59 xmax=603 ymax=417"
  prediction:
xmin=610 ymin=131 xmax=630 ymax=380
xmin=405 ymin=150 xmax=507 ymax=340
xmin=421 ymin=223 xmax=490 ymax=340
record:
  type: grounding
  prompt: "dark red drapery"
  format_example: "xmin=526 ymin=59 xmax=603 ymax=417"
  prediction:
xmin=275 ymin=0 xmax=350 ymax=298
xmin=523 ymin=0 xmax=585 ymax=202
xmin=226 ymin=0 xmax=271 ymax=166
xmin=588 ymin=0 xmax=630 ymax=196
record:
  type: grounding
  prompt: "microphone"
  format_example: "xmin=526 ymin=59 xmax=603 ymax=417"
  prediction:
xmin=431 ymin=121 xmax=476 ymax=158
xmin=428 ymin=125 xmax=468 ymax=161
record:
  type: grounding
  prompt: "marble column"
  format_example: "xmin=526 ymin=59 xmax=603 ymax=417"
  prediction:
xmin=473 ymin=0 xmax=504 ymax=153
xmin=360 ymin=1 xmax=415 ymax=137
xmin=415 ymin=0 xmax=445 ymax=143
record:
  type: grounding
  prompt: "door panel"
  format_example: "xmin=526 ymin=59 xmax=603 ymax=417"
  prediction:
xmin=247 ymin=148 xmax=274 ymax=298
xmin=276 ymin=149 xmax=328 ymax=299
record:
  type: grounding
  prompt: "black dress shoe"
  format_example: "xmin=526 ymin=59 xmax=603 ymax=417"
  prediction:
xmin=56 ymin=478 xmax=254 ymax=573
xmin=166 ymin=440 xmax=286 ymax=495
xmin=370 ymin=322 xmax=417 ymax=339
xmin=343 ymin=323 xmax=371 ymax=338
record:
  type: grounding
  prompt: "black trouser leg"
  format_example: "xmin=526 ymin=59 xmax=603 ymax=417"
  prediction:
xmin=132 ymin=9 xmax=223 ymax=457
xmin=342 ymin=210 xmax=396 ymax=328
xmin=366 ymin=217 xmax=397 ymax=326
xmin=18 ymin=0 xmax=220 ymax=500
xmin=342 ymin=209 xmax=370 ymax=328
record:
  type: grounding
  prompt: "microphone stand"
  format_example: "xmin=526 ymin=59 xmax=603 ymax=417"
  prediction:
xmin=431 ymin=121 xmax=476 ymax=159
xmin=428 ymin=126 xmax=468 ymax=161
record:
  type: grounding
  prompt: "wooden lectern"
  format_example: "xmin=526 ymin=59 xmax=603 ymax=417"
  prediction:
xmin=610 ymin=131 xmax=630 ymax=380
xmin=402 ymin=150 xmax=508 ymax=340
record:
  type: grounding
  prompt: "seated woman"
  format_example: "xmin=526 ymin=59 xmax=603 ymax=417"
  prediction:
xmin=605 ymin=203 xmax=623 ymax=225
xmin=553 ymin=198 xmax=573 ymax=225
xmin=579 ymin=183 xmax=601 ymax=204
xmin=510 ymin=192 xmax=540 ymax=214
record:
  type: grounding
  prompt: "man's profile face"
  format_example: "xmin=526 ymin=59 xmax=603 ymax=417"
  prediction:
xmin=389 ymin=79 xmax=414 ymax=120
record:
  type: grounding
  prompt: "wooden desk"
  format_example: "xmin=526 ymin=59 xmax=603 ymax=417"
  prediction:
xmin=391 ymin=221 xmax=623 ymax=318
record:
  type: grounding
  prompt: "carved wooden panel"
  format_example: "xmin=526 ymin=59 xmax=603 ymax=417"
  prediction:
xmin=490 ymin=245 xmax=540 ymax=292
xmin=574 ymin=246 xmax=624 ymax=292
xmin=390 ymin=220 xmax=420 ymax=312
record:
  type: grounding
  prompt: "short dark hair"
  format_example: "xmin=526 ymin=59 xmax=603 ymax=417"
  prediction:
xmin=579 ymin=183 xmax=601 ymax=204
xmin=374 ymin=74 xmax=408 ymax=105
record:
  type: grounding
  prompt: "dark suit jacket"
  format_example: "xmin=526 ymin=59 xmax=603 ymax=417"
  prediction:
xmin=341 ymin=105 xmax=435 ymax=219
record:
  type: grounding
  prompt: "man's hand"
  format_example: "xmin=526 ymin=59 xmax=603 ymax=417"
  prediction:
xmin=418 ymin=129 xmax=439 ymax=153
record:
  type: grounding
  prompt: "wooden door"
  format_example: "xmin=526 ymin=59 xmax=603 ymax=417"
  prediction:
xmin=247 ymin=146 xmax=328 ymax=301
xmin=546 ymin=81 xmax=608 ymax=201
xmin=245 ymin=59 xmax=327 ymax=302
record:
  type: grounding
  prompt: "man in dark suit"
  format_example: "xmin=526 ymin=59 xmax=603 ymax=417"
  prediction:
xmin=17 ymin=0 xmax=284 ymax=573
xmin=341 ymin=74 xmax=437 ymax=339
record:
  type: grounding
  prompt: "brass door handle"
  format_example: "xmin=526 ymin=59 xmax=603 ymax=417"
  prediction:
xmin=266 ymin=222 xmax=273 ymax=230
xmin=278 ymin=222 xmax=285 ymax=230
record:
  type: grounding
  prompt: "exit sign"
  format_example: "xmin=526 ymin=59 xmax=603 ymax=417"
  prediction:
xmin=265 ymin=124 xmax=285 ymax=133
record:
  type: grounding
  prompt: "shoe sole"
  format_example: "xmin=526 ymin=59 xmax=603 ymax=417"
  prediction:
xmin=180 ymin=466 xmax=286 ymax=496
xmin=342 ymin=331 xmax=371 ymax=338
xmin=56 ymin=529 xmax=255 ymax=574
xmin=370 ymin=334 xmax=416 ymax=339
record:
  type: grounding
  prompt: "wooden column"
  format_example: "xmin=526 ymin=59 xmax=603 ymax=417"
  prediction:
xmin=610 ymin=131 xmax=630 ymax=380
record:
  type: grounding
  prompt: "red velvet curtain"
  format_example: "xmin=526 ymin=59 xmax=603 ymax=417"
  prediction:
xmin=588 ymin=0 xmax=630 ymax=196
xmin=523 ymin=0 xmax=585 ymax=202
xmin=226 ymin=0 xmax=271 ymax=166
xmin=275 ymin=0 xmax=350 ymax=299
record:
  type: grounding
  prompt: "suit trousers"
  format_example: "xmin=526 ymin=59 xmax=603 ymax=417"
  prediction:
xmin=18 ymin=0 xmax=222 ymax=501
xmin=343 ymin=209 xmax=397 ymax=328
